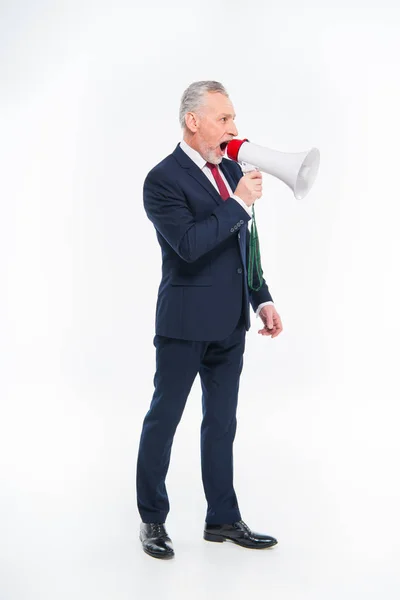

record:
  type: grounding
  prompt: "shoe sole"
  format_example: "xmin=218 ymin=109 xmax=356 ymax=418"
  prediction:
xmin=142 ymin=546 xmax=175 ymax=559
xmin=204 ymin=531 xmax=278 ymax=549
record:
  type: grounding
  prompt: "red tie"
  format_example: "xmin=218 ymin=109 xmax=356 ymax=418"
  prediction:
xmin=205 ymin=162 xmax=230 ymax=200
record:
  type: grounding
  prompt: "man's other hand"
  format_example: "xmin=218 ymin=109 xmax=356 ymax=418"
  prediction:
xmin=258 ymin=305 xmax=283 ymax=338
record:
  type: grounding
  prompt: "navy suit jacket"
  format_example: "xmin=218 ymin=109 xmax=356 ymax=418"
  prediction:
xmin=143 ymin=143 xmax=273 ymax=341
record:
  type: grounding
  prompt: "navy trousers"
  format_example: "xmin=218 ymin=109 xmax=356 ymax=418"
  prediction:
xmin=136 ymin=310 xmax=246 ymax=525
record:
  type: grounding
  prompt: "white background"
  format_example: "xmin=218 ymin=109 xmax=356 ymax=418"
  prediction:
xmin=1 ymin=1 xmax=400 ymax=598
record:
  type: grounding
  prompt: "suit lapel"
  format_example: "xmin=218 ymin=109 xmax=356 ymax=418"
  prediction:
xmin=187 ymin=167 xmax=222 ymax=206
xmin=172 ymin=144 xmax=222 ymax=206
xmin=172 ymin=144 xmax=243 ymax=207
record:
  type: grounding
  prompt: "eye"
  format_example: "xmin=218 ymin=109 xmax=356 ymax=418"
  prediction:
xmin=221 ymin=117 xmax=227 ymax=122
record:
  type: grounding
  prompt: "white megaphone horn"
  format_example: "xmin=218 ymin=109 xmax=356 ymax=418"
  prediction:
xmin=227 ymin=138 xmax=320 ymax=200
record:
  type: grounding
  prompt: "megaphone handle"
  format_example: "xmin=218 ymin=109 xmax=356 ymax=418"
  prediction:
xmin=240 ymin=161 xmax=259 ymax=173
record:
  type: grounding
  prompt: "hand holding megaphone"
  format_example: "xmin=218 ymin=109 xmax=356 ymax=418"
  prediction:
xmin=234 ymin=169 xmax=263 ymax=207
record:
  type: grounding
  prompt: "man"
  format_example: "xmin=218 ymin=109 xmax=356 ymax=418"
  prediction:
xmin=136 ymin=81 xmax=283 ymax=559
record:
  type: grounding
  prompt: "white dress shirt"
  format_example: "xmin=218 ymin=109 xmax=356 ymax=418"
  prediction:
xmin=179 ymin=140 xmax=273 ymax=318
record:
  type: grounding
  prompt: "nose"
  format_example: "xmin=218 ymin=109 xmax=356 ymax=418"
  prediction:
xmin=228 ymin=121 xmax=238 ymax=137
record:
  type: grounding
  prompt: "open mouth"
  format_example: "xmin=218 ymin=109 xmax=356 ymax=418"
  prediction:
xmin=220 ymin=141 xmax=229 ymax=152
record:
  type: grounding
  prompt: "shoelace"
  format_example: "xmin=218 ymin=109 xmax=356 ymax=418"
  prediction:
xmin=150 ymin=523 xmax=165 ymax=537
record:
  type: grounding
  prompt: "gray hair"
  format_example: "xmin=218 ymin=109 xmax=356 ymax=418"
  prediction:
xmin=179 ymin=80 xmax=229 ymax=129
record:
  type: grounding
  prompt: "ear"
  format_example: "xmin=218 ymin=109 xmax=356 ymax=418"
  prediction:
xmin=185 ymin=112 xmax=200 ymax=134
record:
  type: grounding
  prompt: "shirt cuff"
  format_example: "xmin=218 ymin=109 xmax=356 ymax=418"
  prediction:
xmin=256 ymin=301 xmax=274 ymax=318
xmin=232 ymin=195 xmax=252 ymax=217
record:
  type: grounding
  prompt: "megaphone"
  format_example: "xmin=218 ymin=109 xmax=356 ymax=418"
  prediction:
xmin=227 ymin=138 xmax=320 ymax=200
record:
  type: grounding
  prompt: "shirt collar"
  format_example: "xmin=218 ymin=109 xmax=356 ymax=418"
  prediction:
xmin=179 ymin=139 xmax=208 ymax=170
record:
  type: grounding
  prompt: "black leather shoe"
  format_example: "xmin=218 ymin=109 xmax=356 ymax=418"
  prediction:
xmin=140 ymin=522 xmax=174 ymax=559
xmin=204 ymin=519 xmax=278 ymax=549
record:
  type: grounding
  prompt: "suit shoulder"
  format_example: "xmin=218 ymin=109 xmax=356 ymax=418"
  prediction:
xmin=145 ymin=154 xmax=176 ymax=184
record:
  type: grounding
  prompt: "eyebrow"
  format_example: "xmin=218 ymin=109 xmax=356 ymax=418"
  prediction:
xmin=219 ymin=113 xmax=236 ymax=119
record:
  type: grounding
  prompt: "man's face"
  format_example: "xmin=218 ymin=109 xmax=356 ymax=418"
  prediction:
xmin=188 ymin=92 xmax=238 ymax=164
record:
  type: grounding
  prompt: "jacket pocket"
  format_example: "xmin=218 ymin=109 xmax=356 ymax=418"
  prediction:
xmin=170 ymin=275 xmax=212 ymax=286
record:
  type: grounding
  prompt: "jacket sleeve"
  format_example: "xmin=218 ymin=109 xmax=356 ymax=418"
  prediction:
xmin=143 ymin=168 xmax=251 ymax=263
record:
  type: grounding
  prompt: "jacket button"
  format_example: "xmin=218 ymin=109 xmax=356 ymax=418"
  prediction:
xmin=237 ymin=268 xmax=243 ymax=274
xmin=239 ymin=220 xmax=244 ymax=225
xmin=230 ymin=228 xmax=234 ymax=232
